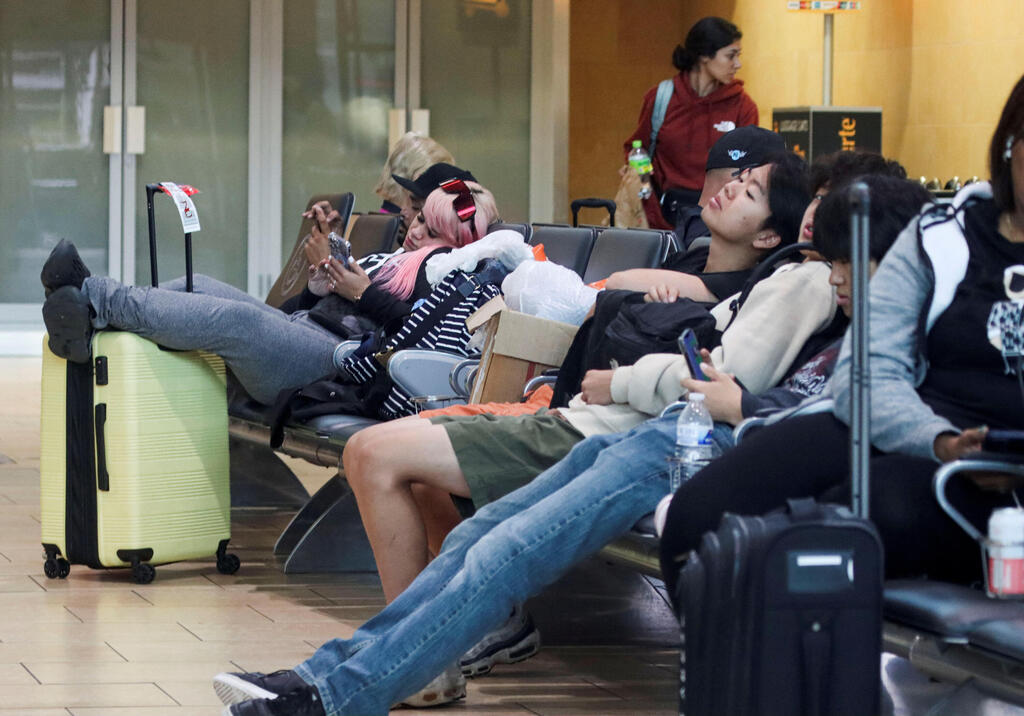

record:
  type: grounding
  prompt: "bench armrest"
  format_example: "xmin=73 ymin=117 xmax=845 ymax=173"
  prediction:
xmin=387 ymin=349 xmax=474 ymax=406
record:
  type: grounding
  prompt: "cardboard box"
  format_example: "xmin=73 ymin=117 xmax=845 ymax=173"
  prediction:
xmin=466 ymin=297 xmax=579 ymax=405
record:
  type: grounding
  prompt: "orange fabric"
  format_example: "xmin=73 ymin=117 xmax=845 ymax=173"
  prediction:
xmin=418 ymin=384 xmax=553 ymax=419
xmin=531 ymin=244 xmax=548 ymax=261
xmin=587 ymin=279 xmax=607 ymax=290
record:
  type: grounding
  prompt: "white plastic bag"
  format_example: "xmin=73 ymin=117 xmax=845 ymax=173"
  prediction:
xmin=501 ymin=260 xmax=598 ymax=326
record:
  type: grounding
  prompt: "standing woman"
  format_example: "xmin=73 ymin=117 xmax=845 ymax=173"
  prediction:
xmin=625 ymin=16 xmax=758 ymax=229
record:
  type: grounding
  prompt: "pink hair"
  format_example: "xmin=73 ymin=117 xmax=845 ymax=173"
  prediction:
xmin=371 ymin=246 xmax=437 ymax=301
xmin=419 ymin=181 xmax=498 ymax=247
xmin=372 ymin=181 xmax=499 ymax=300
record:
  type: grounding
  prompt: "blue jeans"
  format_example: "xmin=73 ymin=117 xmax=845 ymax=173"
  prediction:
xmin=295 ymin=414 xmax=684 ymax=715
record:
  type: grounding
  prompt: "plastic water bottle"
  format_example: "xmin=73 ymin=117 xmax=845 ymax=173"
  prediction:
xmin=668 ymin=393 xmax=714 ymax=494
xmin=628 ymin=140 xmax=654 ymax=199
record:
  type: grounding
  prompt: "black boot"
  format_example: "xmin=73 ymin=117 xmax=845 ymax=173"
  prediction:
xmin=40 ymin=239 xmax=91 ymax=297
xmin=42 ymin=286 xmax=94 ymax=364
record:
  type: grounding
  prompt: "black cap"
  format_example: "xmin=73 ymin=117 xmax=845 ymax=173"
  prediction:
xmin=392 ymin=163 xmax=478 ymax=199
xmin=705 ymin=126 xmax=787 ymax=171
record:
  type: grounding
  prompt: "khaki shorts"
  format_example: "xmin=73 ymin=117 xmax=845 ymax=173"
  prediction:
xmin=430 ymin=410 xmax=584 ymax=513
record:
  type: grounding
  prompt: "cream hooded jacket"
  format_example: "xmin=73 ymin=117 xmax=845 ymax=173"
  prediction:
xmin=559 ymin=260 xmax=837 ymax=437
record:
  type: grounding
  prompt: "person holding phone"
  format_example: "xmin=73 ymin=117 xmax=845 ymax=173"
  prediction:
xmin=210 ymin=151 xmax=818 ymax=715
xmin=660 ymin=74 xmax=1024 ymax=596
xmin=286 ymin=164 xmax=487 ymax=326
xmin=40 ymin=175 xmax=498 ymax=406
xmin=681 ymin=174 xmax=929 ymax=435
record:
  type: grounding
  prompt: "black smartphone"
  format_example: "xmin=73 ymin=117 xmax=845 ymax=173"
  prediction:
xmin=984 ymin=429 xmax=1024 ymax=455
xmin=678 ymin=328 xmax=709 ymax=381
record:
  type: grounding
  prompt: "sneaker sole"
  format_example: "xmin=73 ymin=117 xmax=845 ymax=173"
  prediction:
xmin=398 ymin=680 xmax=467 ymax=708
xmin=42 ymin=287 xmax=92 ymax=364
xmin=40 ymin=239 xmax=90 ymax=296
xmin=460 ymin=627 xmax=541 ymax=677
xmin=213 ymin=673 xmax=278 ymax=706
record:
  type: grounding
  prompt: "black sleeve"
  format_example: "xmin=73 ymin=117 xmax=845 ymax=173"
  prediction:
xmin=697 ymin=268 xmax=753 ymax=301
xmin=356 ymin=284 xmax=413 ymax=325
xmin=278 ymin=286 xmax=321 ymax=315
xmin=658 ymin=245 xmax=751 ymax=302
xmin=355 ymin=247 xmax=447 ymax=325
xmin=740 ymin=387 xmax=807 ymax=419
xmin=660 ymin=245 xmax=708 ymax=273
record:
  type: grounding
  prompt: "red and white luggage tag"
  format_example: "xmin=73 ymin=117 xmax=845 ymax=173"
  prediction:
xmin=158 ymin=182 xmax=202 ymax=234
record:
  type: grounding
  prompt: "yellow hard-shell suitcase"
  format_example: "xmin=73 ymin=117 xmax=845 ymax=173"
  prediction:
xmin=40 ymin=332 xmax=238 ymax=583
xmin=40 ymin=183 xmax=238 ymax=583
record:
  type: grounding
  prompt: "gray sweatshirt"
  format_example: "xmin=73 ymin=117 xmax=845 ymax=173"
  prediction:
xmin=831 ymin=183 xmax=992 ymax=461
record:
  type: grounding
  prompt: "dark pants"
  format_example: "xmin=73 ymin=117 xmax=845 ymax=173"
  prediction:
xmin=658 ymin=413 xmax=1008 ymax=600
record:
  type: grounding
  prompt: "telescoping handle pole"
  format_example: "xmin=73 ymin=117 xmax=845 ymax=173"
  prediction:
xmin=848 ymin=181 xmax=871 ymax=519
xmin=145 ymin=183 xmax=194 ymax=293
xmin=145 ymin=184 xmax=161 ymax=287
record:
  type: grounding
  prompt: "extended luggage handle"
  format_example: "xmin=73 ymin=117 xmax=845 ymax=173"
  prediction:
xmin=848 ymin=182 xmax=871 ymax=519
xmin=145 ymin=183 xmax=195 ymax=292
xmin=570 ymin=198 xmax=616 ymax=227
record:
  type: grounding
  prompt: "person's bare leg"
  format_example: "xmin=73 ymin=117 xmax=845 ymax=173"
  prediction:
xmin=410 ymin=483 xmax=464 ymax=557
xmin=343 ymin=417 xmax=471 ymax=603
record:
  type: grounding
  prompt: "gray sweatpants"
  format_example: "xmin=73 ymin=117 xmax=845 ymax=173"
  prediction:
xmin=82 ymin=274 xmax=338 ymax=404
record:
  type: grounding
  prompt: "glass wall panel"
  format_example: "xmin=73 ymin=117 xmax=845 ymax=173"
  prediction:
xmin=421 ymin=1 xmax=531 ymax=223
xmin=0 ymin=1 xmax=111 ymax=304
xmin=282 ymin=0 xmax=396 ymax=266
xmin=135 ymin=1 xmax=250 ymax=288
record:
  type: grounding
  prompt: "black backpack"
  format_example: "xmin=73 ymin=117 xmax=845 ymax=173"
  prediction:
xmin=550 ymin=243 xmax=812 ymax=407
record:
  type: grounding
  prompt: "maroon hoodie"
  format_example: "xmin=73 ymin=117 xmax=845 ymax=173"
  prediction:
xmin=625 ymin=73 xmax=759 ymax=228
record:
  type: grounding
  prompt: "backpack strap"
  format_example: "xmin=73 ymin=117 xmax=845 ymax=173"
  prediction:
xmin=649 ymin=78 xmax=675 ymax=159
xmin=372 ymin=273 xmax=480 ymax=366
xmin=724 ymin=242 xmax=813 ymax=331
xmin=373 ymin=259 xmax=510 ymax=366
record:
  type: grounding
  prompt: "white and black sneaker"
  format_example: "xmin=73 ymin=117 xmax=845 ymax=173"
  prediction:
xmin=214 ymin=669 xmax=309 ymax=706
xmin=459 ymin=605 xmax=541 ymax=677
xmin=223 ymin=685 xmax=325 ymax=716
xmin=395 ymin=663 xmax=467 ymax=708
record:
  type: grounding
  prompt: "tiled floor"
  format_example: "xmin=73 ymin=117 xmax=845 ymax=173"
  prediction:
xmin=0 ymin=357 xmax=678 ymax=715
xmin=10 ymin=353 xmax=1024 ymax=716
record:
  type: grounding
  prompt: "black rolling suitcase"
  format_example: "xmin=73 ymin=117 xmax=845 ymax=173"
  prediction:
xmin=570 ymin=197 xmax=616 ymax=227
xmin=675 ymin=182 xmax=884 ymax=716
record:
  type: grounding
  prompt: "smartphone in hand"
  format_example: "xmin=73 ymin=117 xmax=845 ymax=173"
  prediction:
xmin=984 ymin=429 xmax=1024 ymax=455
xmin=328 ymin=231 xmax=351 ymax=266
xmin=678 ymin=328 xmax=709 ymax=381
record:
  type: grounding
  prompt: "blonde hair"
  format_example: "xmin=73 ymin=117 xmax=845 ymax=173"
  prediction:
xmin=374 ymin=132 xmax=454 ymax=205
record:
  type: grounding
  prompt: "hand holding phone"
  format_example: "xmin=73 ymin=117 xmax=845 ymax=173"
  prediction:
xmin=678 ymin=328 xmax=709 ymax=381
xmin=328 ymin=231 xmax=351 ymax=266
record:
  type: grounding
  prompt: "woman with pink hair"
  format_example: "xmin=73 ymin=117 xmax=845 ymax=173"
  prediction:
xmin=320 ymin=179 xmax=497 ymax=323
xmin=40 ymin=176 xmax=499 ymax=406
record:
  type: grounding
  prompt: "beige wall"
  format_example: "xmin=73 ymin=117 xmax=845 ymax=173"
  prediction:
xmin=569 ymin=0 xmax=1024 ymax=208
xmin=568 ymin=1 xmax=711 ymax=212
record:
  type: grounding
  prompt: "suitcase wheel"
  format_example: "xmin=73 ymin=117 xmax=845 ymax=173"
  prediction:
xmin=43 ymin=557 xmax=70 ymax=579
xmin=132 ymin=563 xmax=156 ymax=584
xmin=217 ymin=552 xmax=241 ymax=575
